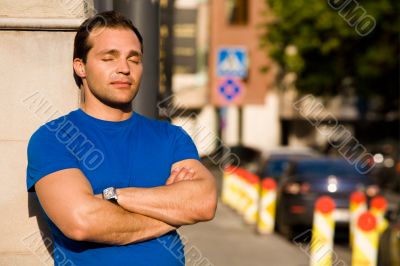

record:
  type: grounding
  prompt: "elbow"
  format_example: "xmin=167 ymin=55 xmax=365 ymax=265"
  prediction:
xmin=197 ymin=193 xmax=217 ymax=222
xmin=199 ymin=178 xmax=218 ymax=221
xmin=65 ymin=226 xmax=88 ymax=242
xmin=183 ymin=196 xmax=217 ymax=225
xmin=61 ymin=210 xmax=93 ymax=242
xmin=204 ymin=196 xmax=218 ymax=221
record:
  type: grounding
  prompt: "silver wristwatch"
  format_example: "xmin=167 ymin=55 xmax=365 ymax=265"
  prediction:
xmin=103 ymin=187 xmax=118 ymax=201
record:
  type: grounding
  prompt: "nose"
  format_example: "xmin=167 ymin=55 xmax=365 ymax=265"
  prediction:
xmin=116 ymin=58 xmax=130 ymax=75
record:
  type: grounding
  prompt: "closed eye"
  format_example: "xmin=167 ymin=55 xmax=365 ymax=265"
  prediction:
xmin=128 ymin=57 xmax=141 ymax=64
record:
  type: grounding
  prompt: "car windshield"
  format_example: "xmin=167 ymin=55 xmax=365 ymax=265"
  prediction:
xmin=295 ymin=160 xmax=365 ymax=179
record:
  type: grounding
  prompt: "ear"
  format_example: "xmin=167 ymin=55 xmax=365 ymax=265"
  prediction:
xmin=73 ymin=58 xmax=86 ymax=79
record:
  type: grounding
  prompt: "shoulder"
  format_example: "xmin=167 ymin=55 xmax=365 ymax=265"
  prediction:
xmin=28 ymin=112 xmax=74 ymax=149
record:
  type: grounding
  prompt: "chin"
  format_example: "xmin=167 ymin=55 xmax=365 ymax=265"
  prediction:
xmin=98 ymin=95 xmax=134 ymax=110
xmin=111 ymin=91 xmax=138 ymax=103
xmin=91 ymin=88 xmax=139 ymax=109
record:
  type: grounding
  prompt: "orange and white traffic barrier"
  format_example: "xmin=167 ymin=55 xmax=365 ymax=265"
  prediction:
xmin=242 ymin=171 xmax=260 ymax=224
xmin=370 ymin=195 xmax=389 ymax=234
xmin=349 ymin=191 xmax=367 ymax=246
xmin=222 ymin=166 xmax=260 ymax=223
xmin=231 ymin=170 xmax=246 ymax=212
xmin=310 ymin=196 xmax=336 ymax=266
xmin=234 ymin=168 xmax=249 ymax=214
xmin=352 ymin=211 xmax=378 ymax=266
xmin=222 ymin=166 xmax=239 ymax=209
xmin=221 ymin=166 xmax=236 ymax=205
xmin=222 ymin=166 xmax=244 ymax=211
xmin=257 ymin=178 xmax=277 ymax=234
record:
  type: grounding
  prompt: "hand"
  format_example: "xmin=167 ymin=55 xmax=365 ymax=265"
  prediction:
xmin=165 ymin=167 xmax=195 ymax=185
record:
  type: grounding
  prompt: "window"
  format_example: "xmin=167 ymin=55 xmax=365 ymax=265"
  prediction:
xmin=226 ymin=0 xmax=248 ymax=25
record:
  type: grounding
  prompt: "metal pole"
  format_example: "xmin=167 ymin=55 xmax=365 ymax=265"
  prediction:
xmin=93 ymin=0 xmax=113 ymax=12
xmin=114 ymin=0 xmax=160 ymax=118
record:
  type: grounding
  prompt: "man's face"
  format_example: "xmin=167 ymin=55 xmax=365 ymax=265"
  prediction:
xmin=82 ymin=27 xmax=143 ymax=108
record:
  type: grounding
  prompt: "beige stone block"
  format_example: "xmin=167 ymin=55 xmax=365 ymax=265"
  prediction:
xmin=0 ymin=30 xmax=79 ymax=141
xmin=0 ymin=0 xmax=94 ymax=19
xmin=0 ymin=141 xmax=53 ymax=262
xmin=0 ymin=254 xmax=49 ymax=266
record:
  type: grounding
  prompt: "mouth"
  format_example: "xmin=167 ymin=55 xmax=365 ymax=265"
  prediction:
xmin=110 ymin=81 xmax=132 ymax=88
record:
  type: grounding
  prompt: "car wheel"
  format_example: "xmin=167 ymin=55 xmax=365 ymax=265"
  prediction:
xmin=276 ymin=204 xmax=294 ymax=240
xmin=377 ymin=228 xmax=392 ymax=266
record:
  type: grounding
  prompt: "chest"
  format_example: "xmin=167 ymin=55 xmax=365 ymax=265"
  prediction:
xmin=77 ymin=128 xmax=173 ymax=194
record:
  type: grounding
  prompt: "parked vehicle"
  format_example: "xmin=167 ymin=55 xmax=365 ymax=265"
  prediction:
xmin=368 ymin=141 xmax=400 ymax=193
xmin=228 ymin=145 xmax=262 ymax=174
xmin=259 ymin=147 xmax=320 ymax=181
xmin=276 ymin=158 xmax=379 ymax=239
xmin=378 ymin=203 xmax=400 ymax=266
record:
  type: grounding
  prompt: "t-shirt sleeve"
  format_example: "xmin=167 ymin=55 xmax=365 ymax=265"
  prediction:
xmin=26 ymin=126 xmax=80 ymax=192
xmin=171 ymin=126 xmax=200 ymax=164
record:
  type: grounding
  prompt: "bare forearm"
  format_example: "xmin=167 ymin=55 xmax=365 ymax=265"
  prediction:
xmin=77 ymin=197 xmax=176 ymax=245
xmin=116 ymin=179 xmax=217 ymax=226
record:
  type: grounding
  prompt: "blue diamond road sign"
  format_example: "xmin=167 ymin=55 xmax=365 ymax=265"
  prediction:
xmin=218 ymin=78 xmax=241 ymax=101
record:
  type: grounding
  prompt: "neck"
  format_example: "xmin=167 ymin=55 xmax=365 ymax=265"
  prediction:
xmin=81 ymin=102 xmax=133 ymax=122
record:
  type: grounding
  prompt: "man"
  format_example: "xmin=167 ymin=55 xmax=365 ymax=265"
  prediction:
xmin=26 ymin=11 xmax=217 ymax=266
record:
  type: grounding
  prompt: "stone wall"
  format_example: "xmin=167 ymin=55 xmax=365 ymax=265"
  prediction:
xmin=0 ymin=1 xmax=91 ymax=264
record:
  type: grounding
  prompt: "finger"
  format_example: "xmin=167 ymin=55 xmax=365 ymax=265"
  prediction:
xmin=175 ymin=167 xmax=195 ymax=183
xmin=185 ymin=168 xmax=195 ymax=180
xmin=174 ymin=167 xmax=190 ymax=182
xmin=166 ymin=167 xmax=181 ymax=185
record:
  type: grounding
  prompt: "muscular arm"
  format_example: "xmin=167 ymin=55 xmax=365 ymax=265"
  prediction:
xmin=35 ymin=168 xmax=176 ymax=245
xmin=116 ymin=159 xmax=218 ymax=226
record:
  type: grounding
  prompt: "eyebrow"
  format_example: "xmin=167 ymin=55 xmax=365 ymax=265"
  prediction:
xmin=97 ymin=49 xmax=142 ymax=58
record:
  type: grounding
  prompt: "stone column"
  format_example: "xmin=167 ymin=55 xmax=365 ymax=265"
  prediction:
xmin=0 ymin=1 xmax=92 ymax=264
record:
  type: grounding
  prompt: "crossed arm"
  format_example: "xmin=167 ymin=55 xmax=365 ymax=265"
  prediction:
xmin=116 ymin=159 xmax=217 ymax=226
xmin=34 ymin=159 xmax=217 ymax=245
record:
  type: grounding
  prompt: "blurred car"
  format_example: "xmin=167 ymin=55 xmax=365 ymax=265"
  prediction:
xmin=276 ymin=158 xmax=379 ymax=239
xmin=368 ymin=141 xmax=400 ymax=193
xmin=228 ymin=145 xmax=262 ymax=173
xmin=378 ymin=202 xmax=400 ymax=266
xmin=202 ymin=145 xmax=261 ymax=194
xmin=258 ymin=147 xmax=320 ymax=181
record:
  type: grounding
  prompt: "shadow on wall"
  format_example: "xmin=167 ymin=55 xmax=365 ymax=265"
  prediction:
xmin=28 ymin=193 xmax=54 ymax=259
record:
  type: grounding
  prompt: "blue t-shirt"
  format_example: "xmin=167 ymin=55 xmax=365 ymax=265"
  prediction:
xmin=26 ymin=109 xmax=200 ymax=266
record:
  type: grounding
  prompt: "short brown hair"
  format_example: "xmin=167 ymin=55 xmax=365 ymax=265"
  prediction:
xmin=73 ymin=11 xmax=143 ymax=87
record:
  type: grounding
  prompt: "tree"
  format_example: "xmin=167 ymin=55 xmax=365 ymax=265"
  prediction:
xmin=261 ymin=0 xmax=399 ymax=115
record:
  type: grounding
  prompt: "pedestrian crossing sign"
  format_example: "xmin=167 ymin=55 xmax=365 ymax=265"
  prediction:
xmin=216 ymin=47 xmax=248 ymax=78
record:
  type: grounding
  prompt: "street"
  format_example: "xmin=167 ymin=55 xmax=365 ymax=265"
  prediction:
xmin=180 ymin=201 xmax=352 ymax=266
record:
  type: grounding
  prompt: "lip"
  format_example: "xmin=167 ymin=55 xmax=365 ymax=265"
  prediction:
xmin=110 ymin=81 xmax=132 ymax=88
xmin=111 ymin=81 xmax=131 ymax=85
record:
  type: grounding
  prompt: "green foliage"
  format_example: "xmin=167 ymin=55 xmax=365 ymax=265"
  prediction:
xmin=261 ymin=0 xmax=399 ymax=112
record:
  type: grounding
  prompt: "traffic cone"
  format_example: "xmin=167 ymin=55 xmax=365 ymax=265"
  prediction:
xmin=257 ymin=178 xmax=277 ymax=234
xmin=349 ymin=191 xmax=367 ymax=247
xmin=351 ymin=211 xmax=378 ymax=266
xmin=370 ymin=196 xmax=389 ymax=235
xmin=243 ymin=171 xmax=260 ymax=224
xmin=310 ymin=196 xmax=336 ymax=266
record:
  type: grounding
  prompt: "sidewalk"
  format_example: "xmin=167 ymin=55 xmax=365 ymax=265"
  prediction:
xmin=180 ymin=201 xmax=311 ymax=266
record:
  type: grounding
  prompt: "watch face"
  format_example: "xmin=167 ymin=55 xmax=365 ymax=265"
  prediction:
xmin=103 ymin=187 xmax=117 ymax=200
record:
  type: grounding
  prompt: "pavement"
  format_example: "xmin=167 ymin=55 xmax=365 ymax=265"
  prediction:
xmin=179 ymin=159 xmax=352 ymax=266
xmin=180 ymin=201 xmax=352 ymax=266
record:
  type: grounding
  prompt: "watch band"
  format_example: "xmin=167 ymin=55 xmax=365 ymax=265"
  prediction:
xmin=103 ymin=187 xmax=118 ymax=201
